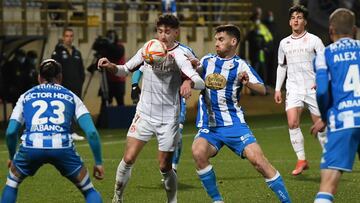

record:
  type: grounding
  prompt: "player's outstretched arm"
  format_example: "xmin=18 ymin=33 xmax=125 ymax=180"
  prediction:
xmin=78 ymin=114 xmax=104 ymax=180
xmin=5 ymin=120 xmax=22 ymax=161
xmin=239 ymin=72 xmax=266 ymax=95
xmin=97 ymin=57 xmax=129 ymax=77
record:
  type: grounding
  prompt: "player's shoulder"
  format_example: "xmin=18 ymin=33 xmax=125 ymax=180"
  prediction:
xmin=279 ymin=35 xmax=292 ymax=46
xmin=200 ymin=53 xmax=216 ymax=61
xmin=177 ymin=42 xmax=196 ymax=56
xmin=306 ymin=32 xmax=323 ymax=42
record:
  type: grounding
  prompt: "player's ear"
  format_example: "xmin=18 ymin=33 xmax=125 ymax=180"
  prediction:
xmin=329 ymin=25 xmax=335 ymax=42
xmin=231 ymin=38 xmax=237 ymax=46
xmin=174 ymin=28 xmax=180 ymax=37
xmin=37 ymin=74 xmax=41 ymax=84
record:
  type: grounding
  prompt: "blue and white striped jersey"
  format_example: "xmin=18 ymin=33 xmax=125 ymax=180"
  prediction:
xmin=315 ymin=37 xmax=360 ymax=132
xmin=10 ymin=83 xmax=89 ymax=148
xmin=196 ymin=54 xmax=263 ymax=128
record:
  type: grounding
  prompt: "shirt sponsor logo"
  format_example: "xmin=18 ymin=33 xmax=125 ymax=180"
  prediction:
xmin=205 ymin=73 xmax=227 ymax=90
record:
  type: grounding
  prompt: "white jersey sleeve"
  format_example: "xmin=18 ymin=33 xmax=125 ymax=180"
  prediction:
xmin=275 ymin=40 xmax=287 ymax=91
xmin=125 ymin=48 xmax=144 ymax=71
xmin=175 ymin=46 xmax=205 ymax=90
xmin=73 ymin=93 xmax=90 ymax=120
xmin=314 ymin=36 xmax=325 ymax=54
xmin=9 ymin=94 xmax=25 ymax=124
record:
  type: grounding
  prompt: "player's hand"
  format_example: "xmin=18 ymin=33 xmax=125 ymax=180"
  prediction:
xmin=97 ymin=57 xmax=117 ymax=74
xmin=310 ymin=119 xmax=326 ymax=136
xmin=7 ymin=160 xmax=12 ymax=168
xmin=180 ymin=79 xmax=192 ymax=99
xmin=238 ymin=72 xmax=249 ymax=85
xmin=188 ymin=57 xmax=200 ymax=68
xmin=93 ymin=165 xmax=104 ymax=180
xmin=131 ymin=83 xmax=141 ymax=104
xmin=274 ymin=91 xmax=282 ymax=104
xmin=311 ymin=84 xmax=317 ymax=90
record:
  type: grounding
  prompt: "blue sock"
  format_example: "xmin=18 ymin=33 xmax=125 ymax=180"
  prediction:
xmin=314 ymin=192 xmax=333 ymax=203
xmin=197 ymin=165 xmax=223 ymax=202
xmin=1 ymin=171 xmax=23 ymax=203
xmin=1 ymin=185 xmax=18 ymax=203
xmin=73 ymin=171 xmax=102 ymax=203
xmin=266 ymin=171 xmax=291 ymax=203
xmin=83 ymin=188 xmax=102 ymax=203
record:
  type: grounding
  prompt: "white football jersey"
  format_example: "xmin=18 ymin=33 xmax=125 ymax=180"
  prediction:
xmin=278 ymin=31 xmax=324 ymax=94
xmin=125 ymin=42 xmax=199 ymax=123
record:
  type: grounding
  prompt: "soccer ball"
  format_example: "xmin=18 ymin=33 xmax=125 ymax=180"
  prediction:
xmin=141 ymin=39 xmax=167 ymax=65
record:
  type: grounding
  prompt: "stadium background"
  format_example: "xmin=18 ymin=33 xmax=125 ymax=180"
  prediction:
xmin=2 ymin=0 xmax=359 ymax=123
xmin=1 ymin=1 xmax=360 ymax=202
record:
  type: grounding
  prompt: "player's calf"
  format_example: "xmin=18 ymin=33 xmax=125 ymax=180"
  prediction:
xmin=69 ymin=167 xmax=102 ymax=203
xmin=113 ymin=159 xmax=133 ymax=203
xmin=244 ymin=143 xmax=291 ymax=203
xmin=1 ymin=168 xmax=24 ymax=203
xmin=160 ymin=169 xmax=178 ymax=203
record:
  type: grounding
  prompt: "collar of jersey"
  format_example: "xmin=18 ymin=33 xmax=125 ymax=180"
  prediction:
xmin=291 ymin=31 xmax=307 ymax=39
xmin=167 ymin=41 xmax=180 ymax=51
xmin=215 ymin=54 xmax=238 ymax=61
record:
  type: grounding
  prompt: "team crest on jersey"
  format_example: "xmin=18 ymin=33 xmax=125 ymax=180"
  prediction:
xmin=205 ymin=73 xmax=226 ymax=90
xmin=129 ymin=125 xmax=136 ymax=133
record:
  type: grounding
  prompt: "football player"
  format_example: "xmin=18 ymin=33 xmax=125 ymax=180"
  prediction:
xmin=1 ymin=59 xmax=104 ymax=203
xmin=193 ymin=24 xmax=291 ymax=203
xmin=98 ymin=14 xmax=205 ymax=203
xmin=274 ymin=4 xmax=326 ymax=176
xmin=311 ymin=8 xmax=360 ymax=203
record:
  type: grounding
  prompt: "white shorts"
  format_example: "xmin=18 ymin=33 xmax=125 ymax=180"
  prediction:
xmin=285 ymin=92 xmax=320 ymax=116
xmin=127 ymin=114 xmax=180 ymax=152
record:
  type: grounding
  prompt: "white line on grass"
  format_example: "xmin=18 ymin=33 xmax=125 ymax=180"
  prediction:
xmin=0 ymin=123 xmax=312 ymax=153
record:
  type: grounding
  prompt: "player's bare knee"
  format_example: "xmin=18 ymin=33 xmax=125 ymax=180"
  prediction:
xmin=192 ymin=148 xmax=207 ymax=162
xmin=76 ymin=166 xmax=88 ymax=183
xmin=288 ymin=121 xmax=299 ymax=129
xmin=123 ymin=155 xmax=136 ymax=165
xmin=159 ymin=160 xmax=172 ymax=172
xmin=10 ymin=164 xmax=21 ymax=179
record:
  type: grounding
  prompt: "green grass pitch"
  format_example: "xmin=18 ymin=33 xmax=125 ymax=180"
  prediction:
xmin=1 ymin=114 xmax=360 ymax=202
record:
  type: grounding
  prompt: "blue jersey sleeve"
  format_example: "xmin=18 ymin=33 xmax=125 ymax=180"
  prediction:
xmin=6 ymin=119 xmax=22 ymax=160
xmin=132 ymin=69 xmax=143 ymax=85
xmin=78 ymin=113 xmax=103 ymax=165
xmin=315 ymin=50 xmax=331 ymax=121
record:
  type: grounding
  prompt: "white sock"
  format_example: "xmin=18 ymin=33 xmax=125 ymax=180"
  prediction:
xmin=289 ymin=128 xmax=306 ymax=160
xmin=314 ymin=192 xmax=333 ymax=203
xmin=114 ymin=159 xmax=133 ymax=199
xmin=161 ymin=169 xmax=177 ymax=203
xmin=317 ymin=130 xmax=327 ymax=150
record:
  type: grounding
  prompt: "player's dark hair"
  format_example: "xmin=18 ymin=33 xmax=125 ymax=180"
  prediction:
xmin=39 ymin=59 xmax=62 ymax=83
xmin=156 ymin=14 xmax=180 ymax=29
xmin=289 ymin=4 xmax=308 ymax=20
xmin=329 ymin=8 xmax=355 ymax=35
xmin=63 ymin=27 xmax=73 ymax=36
xmin=215 ymin=24 xmax=241 ymax=45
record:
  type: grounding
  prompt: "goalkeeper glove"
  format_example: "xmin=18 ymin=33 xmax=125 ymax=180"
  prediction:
xmin=131 ymin=83 xmax=141 ymax=104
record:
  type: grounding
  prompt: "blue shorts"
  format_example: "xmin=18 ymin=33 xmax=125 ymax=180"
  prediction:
xmin=320 ymin=128 xmax=360 ymax=172
xmin=195 ymin=124 xmax=257 ymax=157
xmin=13 ymin=145 xmax=83 ymax=178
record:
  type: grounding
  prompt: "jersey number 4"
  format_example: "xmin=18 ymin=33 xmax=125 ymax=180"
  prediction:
xmin=32 ymin=100 xmax=65 ymax=125
xmin=343 ymin=64 xmax=360 ymax=97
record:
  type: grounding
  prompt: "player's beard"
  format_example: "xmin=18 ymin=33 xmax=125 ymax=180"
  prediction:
xmin=216 ymin=46 xmax=231 ymax=58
